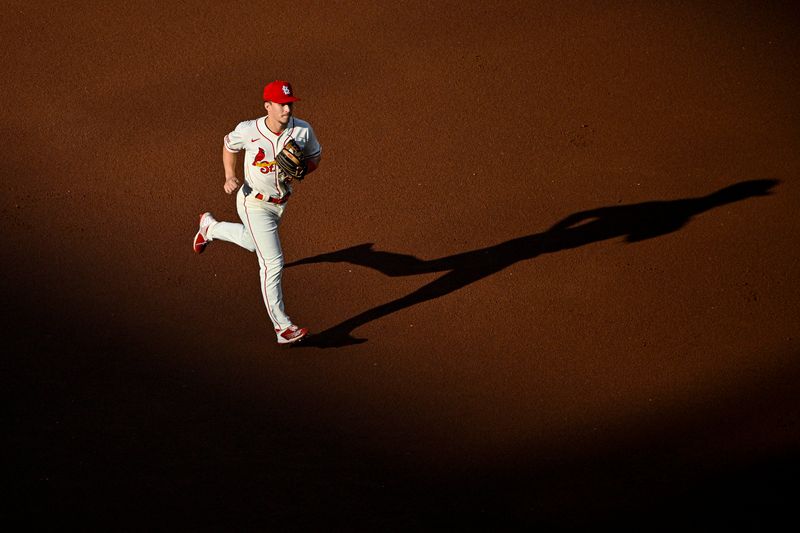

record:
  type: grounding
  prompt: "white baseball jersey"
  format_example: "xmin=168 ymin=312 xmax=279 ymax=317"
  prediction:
xmin=224 ymin=116 xmax=322 ymax=200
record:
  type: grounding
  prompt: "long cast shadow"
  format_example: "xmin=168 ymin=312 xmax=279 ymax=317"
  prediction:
xmin=287 ymin=180 xmax=778 ymax=348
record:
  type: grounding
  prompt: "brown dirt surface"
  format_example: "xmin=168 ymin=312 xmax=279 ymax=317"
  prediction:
xmin=4 ymin=1 xmax=800 ymax=529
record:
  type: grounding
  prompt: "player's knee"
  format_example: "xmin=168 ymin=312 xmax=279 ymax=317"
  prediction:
xmin=260 ymin=256 xmax=284 ymax=271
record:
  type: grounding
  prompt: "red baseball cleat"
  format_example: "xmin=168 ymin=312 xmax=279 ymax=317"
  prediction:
xmin=193 ymin=212 xmax=217 ymax=253
xmin=276 ymin=324 xmax=308 ymax=344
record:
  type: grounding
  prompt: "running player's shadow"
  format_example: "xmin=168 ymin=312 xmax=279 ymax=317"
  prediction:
xmin=287 ymin=180 xmax=778 ymax=348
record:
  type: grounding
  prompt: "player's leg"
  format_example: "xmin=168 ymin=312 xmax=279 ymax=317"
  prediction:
xmin=201 ymin=189 xmax=256 ymax=252
xmin=241 ymin=198 xmax=293 ymax=333
xmin=207 ymin=221 xmax=256 ymax=252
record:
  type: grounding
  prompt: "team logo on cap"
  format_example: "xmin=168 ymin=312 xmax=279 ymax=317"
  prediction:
xmin=282 ymin=85 xmax=291 ymax=95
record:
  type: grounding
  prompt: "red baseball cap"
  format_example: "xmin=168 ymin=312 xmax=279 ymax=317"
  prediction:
xmin=263 ymin=80 xmax=300 ymax=103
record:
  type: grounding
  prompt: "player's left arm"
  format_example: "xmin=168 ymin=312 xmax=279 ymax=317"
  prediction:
xmin=305 ymin=153 xmax=321 ymax=174
xmin=302 ymin=124 xmax=322 ymax=176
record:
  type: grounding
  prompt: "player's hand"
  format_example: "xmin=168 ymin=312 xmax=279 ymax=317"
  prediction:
xmin=224 ymin=176 xmax=240 ymax=194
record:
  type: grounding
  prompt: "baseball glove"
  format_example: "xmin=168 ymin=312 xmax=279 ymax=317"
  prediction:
xmin=276 ymin=139 xmax=307 ymax=181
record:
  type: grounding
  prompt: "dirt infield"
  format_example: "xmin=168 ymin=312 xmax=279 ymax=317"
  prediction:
xmin=4 ymin=1 xmax=799 ymax=528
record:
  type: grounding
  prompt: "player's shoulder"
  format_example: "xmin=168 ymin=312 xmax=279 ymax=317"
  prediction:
xmin=290 ymin=116 xmax=314 ymax=130
xmin=234 ymin=117 xmax=264 ymax=131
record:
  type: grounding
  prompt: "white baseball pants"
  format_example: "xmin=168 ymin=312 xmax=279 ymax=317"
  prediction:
xmin=207 ymin=187 xmax=292 ymax=331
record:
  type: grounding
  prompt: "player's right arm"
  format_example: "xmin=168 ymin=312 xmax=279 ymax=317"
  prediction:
xmin=222 ymin=123 xmax=247 ymax=194
xmin=222 ymin=146 xmax=240 ymax=194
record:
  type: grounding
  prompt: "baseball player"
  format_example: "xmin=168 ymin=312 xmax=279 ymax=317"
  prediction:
xmin=193 ymin=80 xmax=322 ymax=345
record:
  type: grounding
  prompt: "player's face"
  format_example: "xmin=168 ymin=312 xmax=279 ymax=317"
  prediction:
xmin=265 ymin=101 xmax=293 ymax=125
